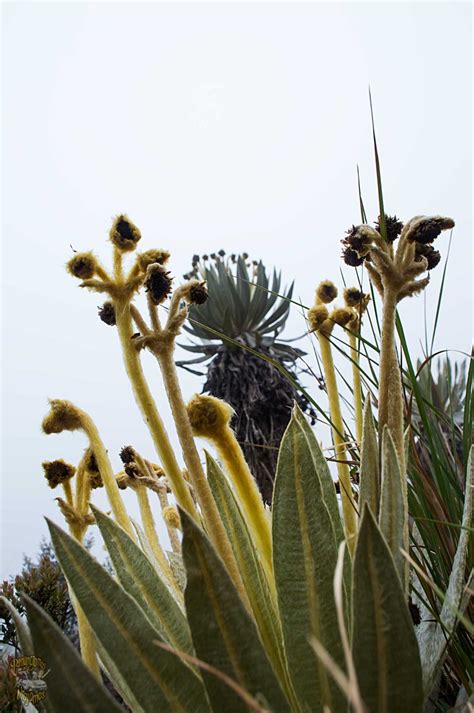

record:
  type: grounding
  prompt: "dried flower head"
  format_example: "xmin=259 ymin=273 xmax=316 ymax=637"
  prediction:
xmin=42 ymin=400 xmax=82 ymax=434
xmin=184 ymin=281 xmax=208 ymax=305
xmin=67 ymin=252 xmax=99 ymax=280
xmin=343 ymin=287 xmax=370 ymax=311
xmin=307 ymin=304 xmax=329 ymax=332
xmin=98 ymin=301 xmax=116 ymax=326
xmin=119 ymin=445 xmax=136 ymax=464
xmin=415 ymin=243 xmax=441 ymax=270
xmin=316 ymin=280 xmax=338 ymax=304
xmin=109 ymin=214 xmax=141 ymax=252
xmin=162 ymin=506 xmax=181 ymax=529
xmin=42 ymin=460 xmax=75 ymax=489
xmin=145 ymin=264 xmax=173 ymax=305
xmin=187 ymin=394 xmax=233 ymax=438
xmin=330 ymin=307 xmax=354 ymax=328
xmin=342 ymin=246 xmax=365 ymax=267
xmin=137 ymin=249 xmax=171 ymax=272
xmin=375 ymin=215 xmax=404 ymax=243
xmin=407 ymin=216 xmax=455 ymax=245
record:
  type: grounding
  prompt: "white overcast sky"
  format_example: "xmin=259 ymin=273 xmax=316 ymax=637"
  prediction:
xmin=1 ymin=1 xmax=472 ymax=577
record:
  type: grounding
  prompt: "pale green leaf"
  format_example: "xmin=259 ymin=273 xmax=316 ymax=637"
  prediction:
xmin=379 ymin=427 xmax=407 ymax=589
xmin=92 ymin=506 xmax=193 ymax=656
xmin=418 ymin=445 xmax=473 ymax=694
xmin=206 ymin=453 xmax=292 ymax=699
xmin=180 ymin=508 xmax=291 ymax=713
xmin=47 ymin=519 xmax=209 ymax=713
xmin=273 ymin=407 xmax=346 ymax=713
xmin=22 ymin=594 xmax=123 ymax=713
xmin=359 ymin=398 xmax=380 ymax=517
xmin=352 ymin=507 xmax=423 ymax=713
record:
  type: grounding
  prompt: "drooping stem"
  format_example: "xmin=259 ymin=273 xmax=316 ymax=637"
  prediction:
xmin=378 ymin=289 xmax=405 ymax=473
xmin=349 ymin=331 xmax=363 ymax=447
xmin=211 ymin=425 xmax=273 ymax=583
xmin=79 ymin=410 xmax=135 ymax=539
xmin=114 ymin=298 xmax=198 ymax=519
xmin=157 ymin=348 xmax=250 ymax=606
xmin=317 ymin=333 xmax=357 ymax=550
xmin=155 ymin=479 xmax=181 ymax=555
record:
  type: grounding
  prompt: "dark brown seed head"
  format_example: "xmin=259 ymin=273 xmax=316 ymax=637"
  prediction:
xmin=189 ymin=281 xmax=208 ymax=305
xmin=408 ymin=217 xmax=454 ymax=245
xmin=145 ymin=265 xmax=173 ymax=305
xmin=375 ymin=214 xmax=404 ymax=243
xmin=119 ymin=445 xmax=136 ymax=464
xmin=415 ymin=243 xmax=441 ymax=270
xmin=42 ymin=460 xmax=76 ymax=489
xmin=98 ymin=301 xmax=116 ymax=326
xmin=342 ymin=247 xmax=365 ymax=267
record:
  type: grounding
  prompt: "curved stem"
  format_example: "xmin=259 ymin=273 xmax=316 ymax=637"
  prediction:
xmin=212 ymin=426 xmax=273 ymax=584
xmin=79 ymin=411 xmax=135 ymax=539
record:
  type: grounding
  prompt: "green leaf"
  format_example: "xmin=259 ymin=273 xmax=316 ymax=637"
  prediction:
xmin=0 ymin=596 xmax=33 ymax=656
xmin=180 ymin=508 xmax=290 ymax=713
xmin=205 ymin=453 xmax=290 ymax=694
xmin=379 ymin=427 xmax=407 ymax=589
xmin=47 ymin=519 xmax=209 ymax=713
xmin=418 ymin=445 xmax=474 ymax=694
xmin=22 ymin=594 xmax=123 ymax=713
xmin=352 ymin=507 xmax=423 ymax=713
xmin=359 ymin=398 xmax=380 ymax=517
xmin=91 ymin=505 xmax=193 ymax=656
xmin=272 ymin=407 xmax=346 ymax=713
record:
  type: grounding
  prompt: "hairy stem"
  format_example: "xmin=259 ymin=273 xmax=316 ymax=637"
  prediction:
xmin=157 ymin=348 xmax=250 ymax=606
xmin=114 ymin=299 xmax=198 ymax=519
xmin=317 ymin=334 xmax=357 ymax=550
xmin=135 ymin=486 xmax=179 ymax=593
xmin=378 ymin=289 xmax=405 ymax=472
xmin=349 ymin=331 xmax=363 ymax=447
xmin=212 ymin=425 xmax=273 ymax=583
xmin=80 ymin=412 xmax=135 ymax=539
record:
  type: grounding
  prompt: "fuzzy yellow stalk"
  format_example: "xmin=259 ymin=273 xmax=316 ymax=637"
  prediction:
xmin=309 ymin=283 xmax=357 ymax=550
xmin=348 ymin=325 xmax=363 ymax=447
xmin=42 ymin=399 xmax=134 ymax=539
xmin=343 ymin=288 xmax=371 ymax=447
xmin=135 ymin=484 xmax=178 ymax=592
xmin=113 ymin=296 xmax=199 ymax=519
xmin=187 ymin=393 xmax=274 ymax=581
xmin=42 ymin=453 xmax=100 ymax=679
xmin=132 ymin=281 xmax=251 ymax=606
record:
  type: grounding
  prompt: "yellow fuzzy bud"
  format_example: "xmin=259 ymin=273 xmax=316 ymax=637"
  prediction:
xmin=109 ymin=214 xmax=141 ymax=253
xmin=187 ymin=394 xmax=233 ymax=439
xmin=316 ymin=280 xmax=338 ymax=304
xmin=308 ymin=304 xmax=329 ymax=332
xmin=67 ymin=252 xmax=99 ymax=280
xmin=162 ymin=506 xmax=181 ymax=529
xmin=42 ymin=400 xmax=82 ymax=434
xmin=42 ymin=460 xmax=75 ymax=489
xmin=330 ymin=307 xmax=354 ymax=328
xmin=136 ymin=249 xmax=171 ymax=272
xmin=343 ymin=287 xmax=370 ymax=311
